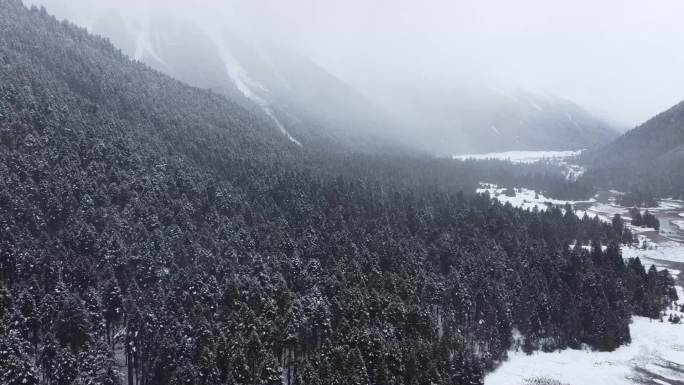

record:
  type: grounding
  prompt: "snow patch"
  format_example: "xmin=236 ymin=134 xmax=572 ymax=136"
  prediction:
xmin=478 ymin=183 xmax=595 ymax=212
xmin=622 ymin=241 xmax=684 ymax=265
xmin=564 ymin=163 xmax=586 ymax=181
xmin=485 ymin=316 xmax=684 ymax=385
xmin=262 ymin=106 xmax=302 ymax=146
xmin=120 ymin=13 xmax=167 ymax=67
xmin=656 ymin=200 xmax=684 ymax=211
xmin=586 ymin=203 xmax=628 ymax=216
xmin=569 ymin=242 xmax=607 ymax=252
xmin=574 ymin=209 xmax=611 ymax=223
xmin=453 ymin=150 xmax=583 ymax=164
xmin=217 ymin=46 xmax=302 ymax=146
xmin=627 ymin=199 xmax=684 ymax=212
xmin=218 ymin=46 xmax=267 ymax=103
xmin=453 ymin=150 xmax=585 ymax=181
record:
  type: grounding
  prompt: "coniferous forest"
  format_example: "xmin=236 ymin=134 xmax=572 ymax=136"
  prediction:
xmin=0 ymin=2 xmax=679 ymax=385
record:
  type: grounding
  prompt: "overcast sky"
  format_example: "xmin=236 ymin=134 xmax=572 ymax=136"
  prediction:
xmin=25 ymin=0 xmax=684 ymax=127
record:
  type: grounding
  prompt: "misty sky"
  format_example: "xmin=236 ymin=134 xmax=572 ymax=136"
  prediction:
xmin=24 ymin=0 xmax=684 ymax=127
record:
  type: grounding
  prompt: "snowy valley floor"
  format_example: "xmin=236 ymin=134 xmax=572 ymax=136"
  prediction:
xmin=486 ymin=288 xmax=684 ymax=385
xmin=480 ymin=181 xmax=684 ymax=385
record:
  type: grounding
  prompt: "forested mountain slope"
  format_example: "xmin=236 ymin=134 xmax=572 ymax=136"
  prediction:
xmin=581 ymin=100 xmax=684 ymax=201
xmin=89 ymin=10 xmax=412 ymax=154
xmin=41 ymin=3 xmax=618 ymax=155
xmin=0 ymin=2 xmax=676 ymax=385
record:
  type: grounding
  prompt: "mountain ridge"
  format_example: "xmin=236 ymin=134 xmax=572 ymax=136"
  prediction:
xmin=0 ymin=3 xmax=676 ymax=385
xmin=581 ymin=99 xmax=684 ymax=199
xmin=81 ymin=8 xmax=618 ymax=155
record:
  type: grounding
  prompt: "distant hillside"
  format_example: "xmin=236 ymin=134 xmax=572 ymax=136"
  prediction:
xmin=90 ymin=12 xmax=407 ymax=153
xmin=380 ymin=86 xmax=618 ymax=155
xmin=581 ymin=100 xmax=684 ymax=199
xmin=86 ymin=10 xmax=617 ymax=156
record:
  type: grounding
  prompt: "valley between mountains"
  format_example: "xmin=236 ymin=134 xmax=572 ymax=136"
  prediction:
xmin=3 ymin=1 xmax=684 ymax=385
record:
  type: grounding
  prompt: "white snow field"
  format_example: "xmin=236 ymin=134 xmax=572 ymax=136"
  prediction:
xmin=453 ymin=150 xmax=583 ymax=163
xmin=454 ymin=150 xmax=586 ymax=181
xmin=583 ymin=202 xmax=628 ymax=216
xmin=673 ymin=220 xmax=684 ymax=231
xmin=637 ymin=199 xmax=684 ymax=212
xmin=622 ymin=241 xmax=684 ymax=266
xmin=486 ymin=314 xmax=684 ymax=385
xmin=476 ymin=183 xmax=596 ymax=212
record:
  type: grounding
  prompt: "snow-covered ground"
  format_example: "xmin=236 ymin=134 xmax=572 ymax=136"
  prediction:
xmin=453 ymin=150 xmax=586 ymax=181
xmin=453 ymin=150 xmax=583 ymax=163
xmin=484 ymin=186 xmax=684 ymax=385
xmin=582 ymin=202 xmax=628 ymax=216
xmin=481 ymin=183 xmax=684 ymax=241
xmin=638 ymin=199 xmax=684 ymax=212
xmin=486 ymin=314 xmax=684 ymax=385
xmin=622 ymin=241 xmax=684 ymax=266
xmin=477 ymin=183 xmax=596 ymax=212
xmin=487 ymin=246 xmax=684 ymax=385
xmin=487 ymin=236 xmax=684 ymax=385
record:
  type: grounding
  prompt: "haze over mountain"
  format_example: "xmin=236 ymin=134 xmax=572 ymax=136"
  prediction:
xmin=89 ymin=12 xmax=406 ymax=152
xmin=22 ymin=0 xmax=624 ymax=154
xmin=374 ymin=84 xmax=617 ymax=154
xmin=24 ymin=0 xmax=684 ymax=129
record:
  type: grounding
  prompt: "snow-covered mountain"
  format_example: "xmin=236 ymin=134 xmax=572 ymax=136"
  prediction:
xmin=378 ymin=84 xmax=618 ymax=155
xmin=90 ymin=13 xmax=403 ymax=152
xmin=88 ymin=10 xmax=617 ymax=155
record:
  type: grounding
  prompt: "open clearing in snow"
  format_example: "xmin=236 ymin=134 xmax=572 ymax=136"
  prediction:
xmin=486 ymin=312 xmax=684 ymax=385
xmin=482 ymin=180 xmax=684 ymax=385
xmin=477 ymin=183 xmax=595 ymax=212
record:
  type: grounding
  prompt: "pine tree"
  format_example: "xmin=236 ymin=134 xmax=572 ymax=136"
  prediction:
xmin=347 ymin=348 xmax=371 ymax=385
xmin=259 ymin=352 xmax=282 ymax=385
xmin=102 ymin=278 xmax=123 ymax=347
xmin=246 ymin=328 xmax=263 ymax=377
xmin=0 ymin=331 xmax=39 ymax=385
xmin=54 ymin=289 xmax=92 ymax=352
xmin=52 ymin=346 xmax=79 ymax=385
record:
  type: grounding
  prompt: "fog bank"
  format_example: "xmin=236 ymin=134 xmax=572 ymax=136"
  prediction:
xmin=24 ymin=0 xmax=684 ymax=127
